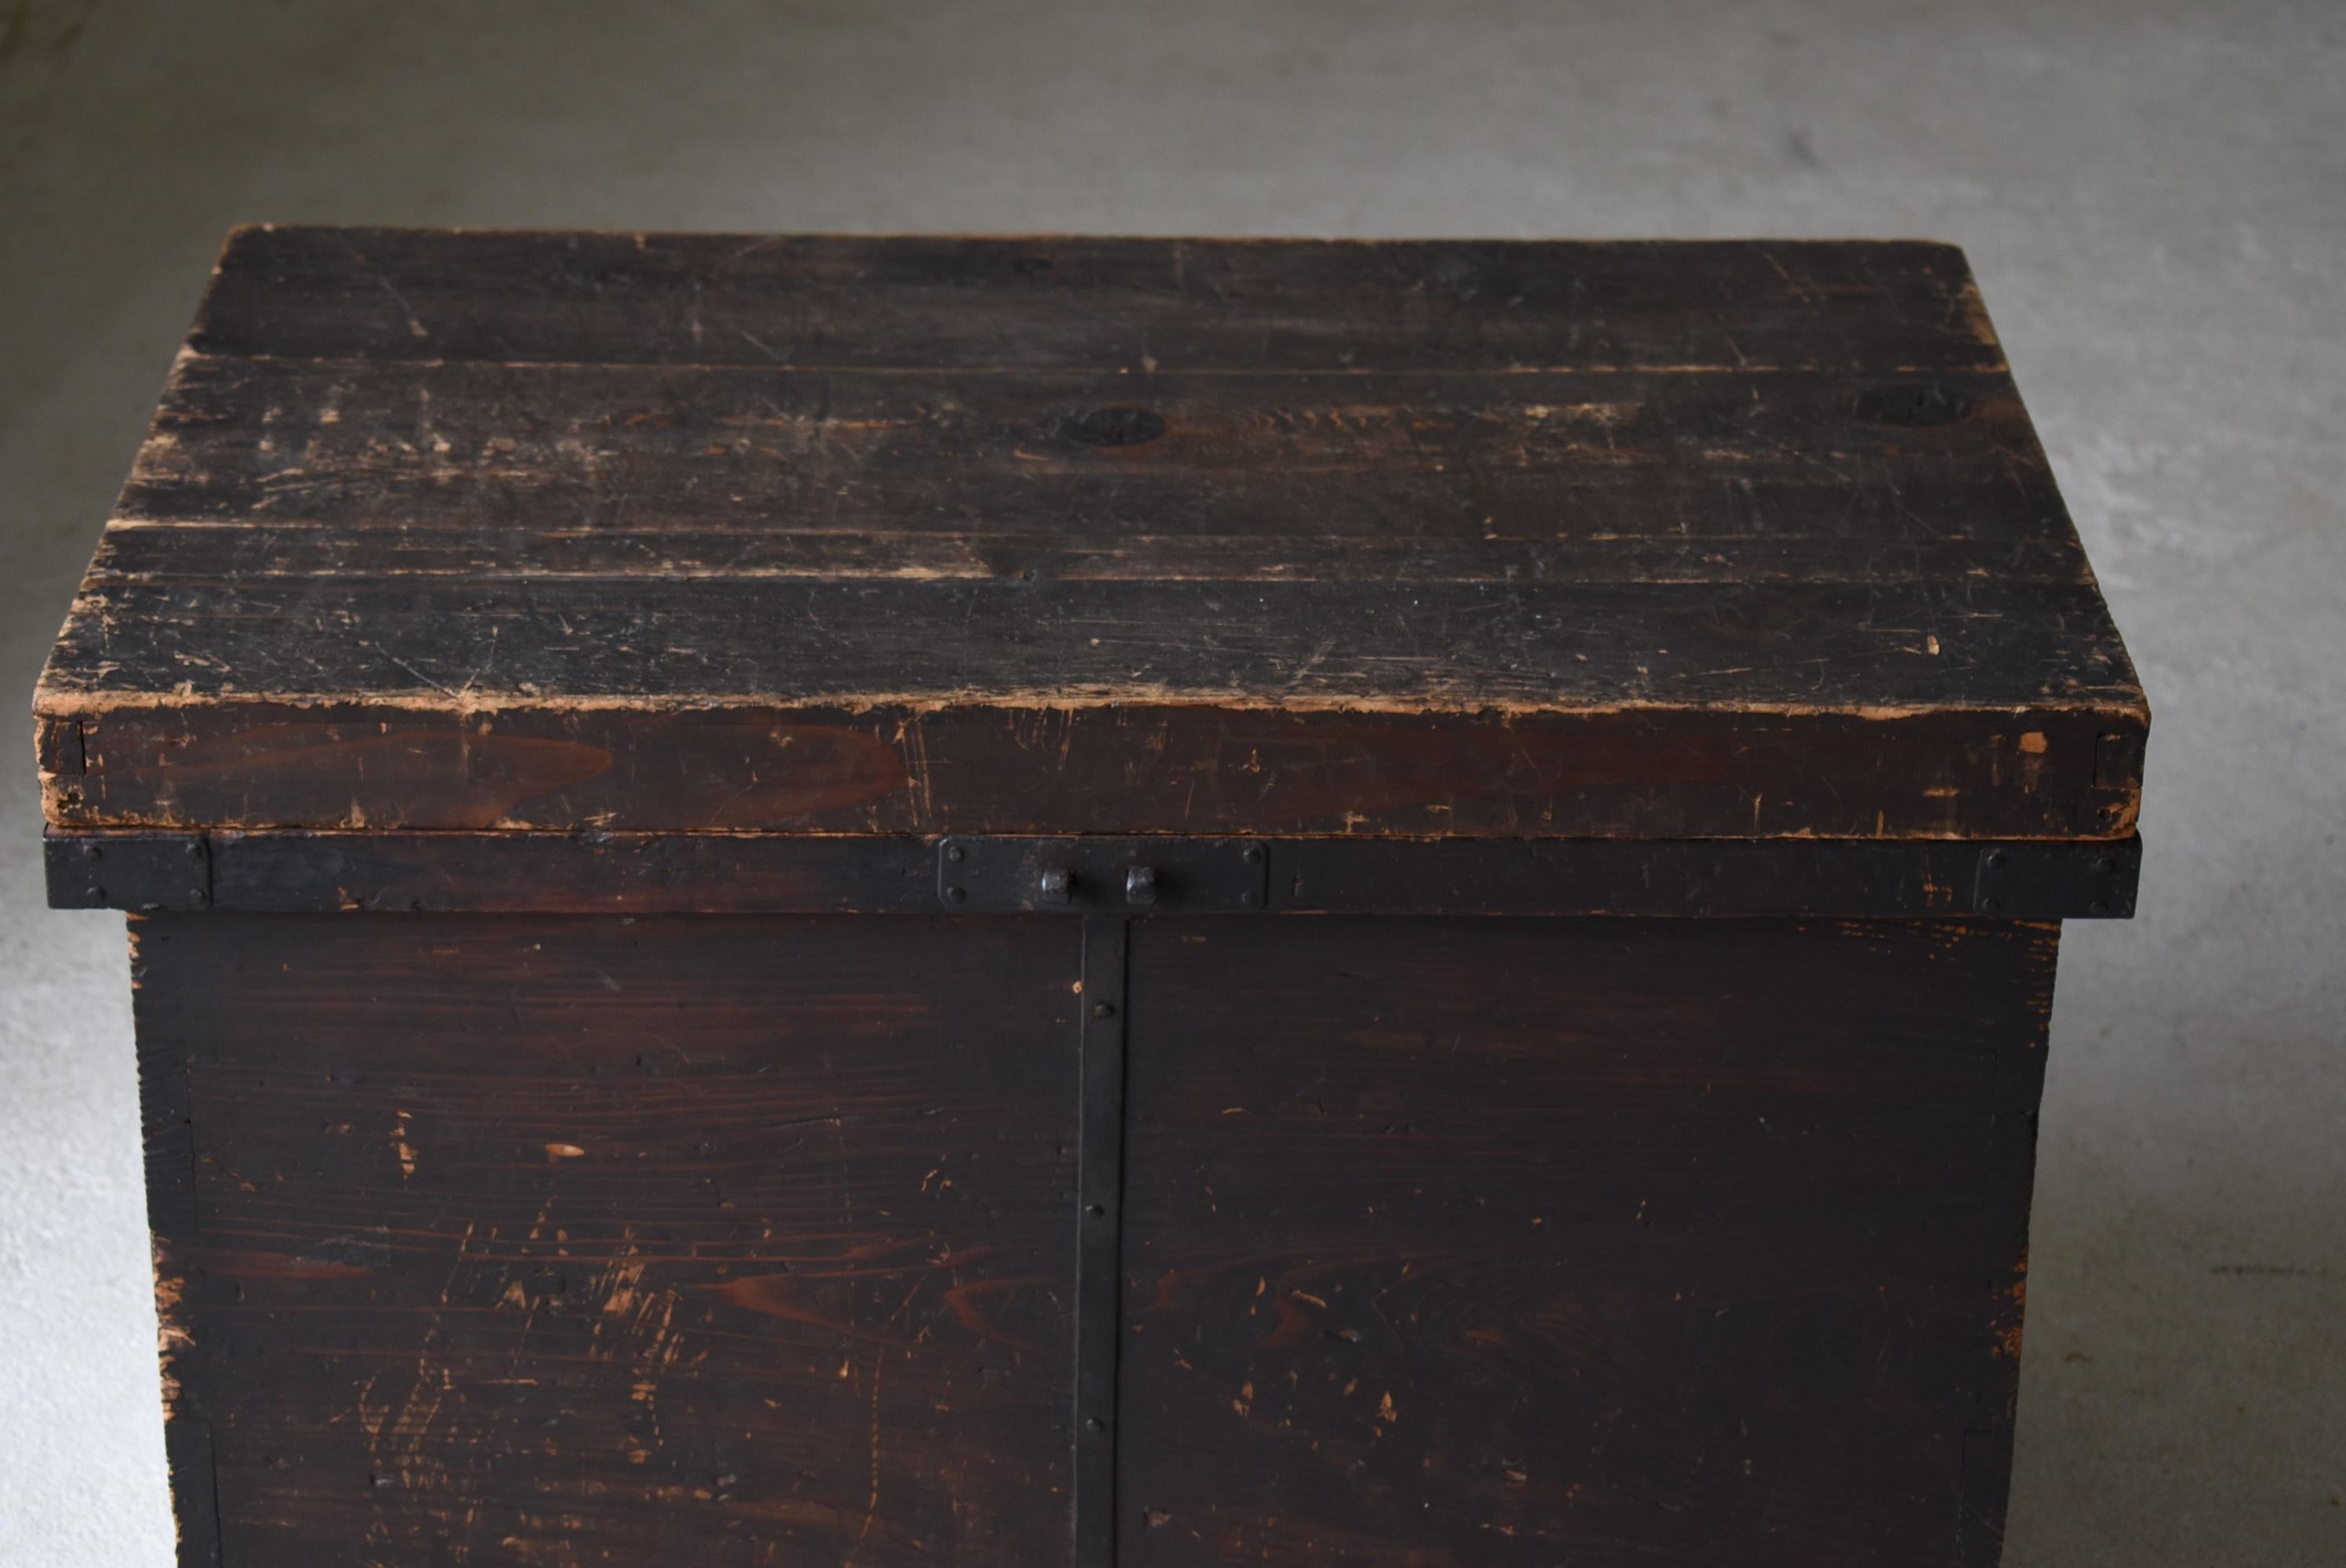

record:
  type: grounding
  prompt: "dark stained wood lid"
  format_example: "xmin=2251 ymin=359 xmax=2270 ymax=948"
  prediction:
xmin=34 ymin=227 xmax=2144 ymax=840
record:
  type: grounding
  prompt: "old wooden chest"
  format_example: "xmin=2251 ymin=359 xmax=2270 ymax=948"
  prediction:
xmin=38 ymin=229 xmax=2147 ymax=1567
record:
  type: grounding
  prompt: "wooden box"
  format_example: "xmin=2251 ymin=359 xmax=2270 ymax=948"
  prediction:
xmin=37 ymin=229 xmax=2147 ymax=1567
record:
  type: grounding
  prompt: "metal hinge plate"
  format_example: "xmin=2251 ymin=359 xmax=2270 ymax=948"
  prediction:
xmin=937 ymin=837 xmax=1267 ymax=913
xmin=46 ymin=832 xmax=212 ymax=911
xmin=1973 ymin=838 xmax=2138 ymax=919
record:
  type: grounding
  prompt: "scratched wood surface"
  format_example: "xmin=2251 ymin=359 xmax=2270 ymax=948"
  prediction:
xmin=35 ymin=227 xmax=2144 ymax=839
xmin=135 ymin=912 xmax=1084 ymax=1567
xmin=1117 ymin=916 xmax=2053 ymax=1566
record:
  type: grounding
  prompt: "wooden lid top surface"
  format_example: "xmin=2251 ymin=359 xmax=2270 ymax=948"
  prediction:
xmin=34 ymin=227 xmax=2144 ymax=840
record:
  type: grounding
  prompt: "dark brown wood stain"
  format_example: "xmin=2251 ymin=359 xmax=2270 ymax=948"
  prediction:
xmin=35 ymin=229 xmax=2145 ymax=842
xmin=186 ymin=231 xmax=2011 ymax=373
xmin=37 ymin=231 xmax=2144 ymax=1568
xmin=135 ymin=909 xmax=2056 ymax=1567
xmin=136 ymin=912 xmax=1084 ymax=1566
xmin=1116 ymin=916 xmax=2054 ymax=1566
xmin=49 ymin=701 xmax=2139 ymax=841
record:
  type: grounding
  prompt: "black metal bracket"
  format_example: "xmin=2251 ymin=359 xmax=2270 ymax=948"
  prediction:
xmin=937 ymin=836 xmax=1266 ymax=914
xmin=1973 ymin=838 xmax=2137 ymax=919
xmin=45 ymin=832 xmax=210 ymax=911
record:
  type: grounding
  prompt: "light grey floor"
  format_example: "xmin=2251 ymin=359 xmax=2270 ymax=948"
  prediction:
xmin=2 ymin=2 xmax=2339 ymax=1563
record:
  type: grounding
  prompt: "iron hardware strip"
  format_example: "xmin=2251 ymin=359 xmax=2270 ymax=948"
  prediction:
xmin=939 ymin=835 xmax=1266 ymax=914
xmin=46 ymin=829 xmax=2141 ymax=920
xmin=1073 ymin=917 xmax=1130 ymax=1566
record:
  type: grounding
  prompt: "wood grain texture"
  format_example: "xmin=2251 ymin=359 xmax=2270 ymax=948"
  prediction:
xmin=35 ymin=228 xmax=2146 ymax=838
xmin=1116 ymin=916 xmax=2054 ymax=1567
xmin=111 ymin=357 xmax=2075 ymax=554
xmin=50 ymin=701 xmax=2138 ymax=841
xmin=135 ymin=912 xmax=1084 ymax=1567
xmin=125 ymin=902 xmax=2065 ymax=1563
xmin=184 ymin=230 xmax=2010 ymax=372
xmin=48 ymin=576 xmax=2138 ymax=713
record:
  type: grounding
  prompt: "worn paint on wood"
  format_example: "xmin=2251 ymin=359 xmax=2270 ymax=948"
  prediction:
xmin=136 ymin=912 xmax=1084 ymax=1566
xmin=45 ymin=700 xmax=2137 ymax=841
xmin=34 ymin=229 xmax=2144 ymax=840
xmin=1117 ymin=915 xmax=2055 ymax=1566
xmin=42 ymin=231 xmax=2128 ymax=1568
xmin=136 ymin=909 xmax=2055 ymax=1566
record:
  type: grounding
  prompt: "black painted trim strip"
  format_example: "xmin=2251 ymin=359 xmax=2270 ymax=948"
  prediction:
xmin=44 ymin=829 xmax=2141 ymax=920
xmin=1073 ymin=916 xmax=1130 ymax=1567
